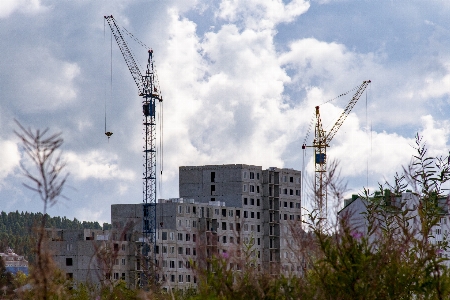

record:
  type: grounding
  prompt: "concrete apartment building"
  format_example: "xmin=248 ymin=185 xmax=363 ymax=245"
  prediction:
xmin=46 ymin=164 xmax=304 ymax=291
xmin=339 ymin=191 xmax=450 ymax=260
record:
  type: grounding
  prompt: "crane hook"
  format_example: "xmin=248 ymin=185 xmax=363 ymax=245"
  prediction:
xmin=105 ymin=131 xmax=113 ymax=141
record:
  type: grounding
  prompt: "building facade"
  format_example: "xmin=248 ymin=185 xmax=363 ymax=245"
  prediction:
xmin=47 ymin=164 xmax=304 ymax=291
xmin=0 ymin=248 xmax=28 ymax=275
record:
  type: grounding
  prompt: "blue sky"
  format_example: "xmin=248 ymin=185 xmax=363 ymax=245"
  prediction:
xmin=0 ymin=0 xmax=449 ymax=223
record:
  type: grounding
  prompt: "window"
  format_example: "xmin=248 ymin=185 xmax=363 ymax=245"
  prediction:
xmin=257 ymin=225 xmax=260 ymax=232
xmin=250 ymin=172 xmax=255 ymax=179
xmin=222 ymin=222 xmax=227 ymax=230
xmin=215 ymin=209 xmax=219 ymax=215
xmin=193 ymin=248 xmax=197 ymax=256
xmin=114 ymin=273 xmax=119 ymax=280
xmin=162 ymin=231 xmax=167 ymax=240
xmin=170 ymin=232 xmax=174 ymax=240
xmin=251 ymin=212 xmax=255 ymax=218
xmin=296 ymin=202 xmax=300 ymax=209
xmin=163 ymin=246 xmax=167 ymax=253
xmin=222 ymin=209 xmax=226 ymax=217
xmin=178 ymin=233 xmax=183 ymax=241
xmin=114 ymin=243 xmax=119 ymax=251
xmin=257 ymin=173 xmax=260 ymax=180
xmin=244 ymin=211 xmax=248 ymax=218
xmin=250 ymin=198 xmax=254 ymax=205
xmin=257 ymin=199 xmax=260 ymax=206
xmin=244 ymin=198 xmax=248 ymax=205
xmin=121 ymin=244 xmax=125 ymax=251
xmin=179 ymin=274 xmax=183 ymax=282
xmin=257 ymin=212 xmax=260 ymax=219
xmin=114 ymin=259 xmax=119 ymax=266
xmin=290 ymin=215 xmax=294 ymax=220
xmin=170 ymin=261 xmax=175 ymax=268
xmin=121 ymin=258 xmax=126 ymax=265
xmin=178 ymin=205 xmax=182 ymax=214
xmin=186 ymin=261 xmax=191 ymax=269
xmin=178 ymin=260 xmax=183 ymax=268
xmin=257 ymin=238 xmax=260 ymax=245
xmin=193 ymin=220 xmax=197 ymax=228
xmin=186 ymin=233 xmax=190 ymax=241
xmin=170 ymin=247 xmax=174 ymax=254
xmin=229 ymin=223 xmax=234 ymax=230
xmin=251 ymin=225 xmax=255 ymax=231
xmin=229 ymin=210 xmax=233 ymax=217
xmin=290 ymin=189 xmax=294 ymax=195
xmin=436 ymin=228 xmax=442 ymax=235
xmin=211 ymin=171 xmax=215 ymax=182
xmin=178 ymin=247 xmax=183 ymax=255
xmin=186 ymin=206 xmax=190 ymax=213
xmin=211 ymin=185 xmax=215 ymax=195
xmin=66 ymin=258 xmax=73 ymax=266
xmin=284 ymin=214 xmax=287 ymax=220
xmin=283 ymin=189 xmax=288 ymax=195
xmin=163 ymin=260 xmax=167 ymax=267
xmin=186 ymin=248 xmax=191 ymax=255
xmin=284 ymin=201 xmax=287 ymax=207
xmin=230 ymin=236 xmax=234 ymax=243
xmin=187 ymin=275 xmax=191 ymax=282
xmin=296 ymin=190 xmax=300 ymax=196
xmin=250 ymin=185 xmax=255 ymax=193
xmin=283 ymin=175 xmax=287 ymax=182
xmin=193 ymin=234 xmax=196 ymax=242
xmin=290 ymin=176 xmax=294 ymax=183
xmin=223 ymin=236 xmax=227 ymax=243
xmin=290 ymin=202 xmax=294 ymax=208
xmin=66 ymin=273 xmax=73 ymax=279
xmin=171 ymin=275 xmax=175 ymax=282
xmin=244 ymin=224 xmax=249 ymax=231
xmin=243 ymin=185 xmax=247 ymax=192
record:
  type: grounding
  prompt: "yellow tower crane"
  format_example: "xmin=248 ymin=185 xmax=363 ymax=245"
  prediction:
xmin=302 ymin=80 xmax=371 ymax=217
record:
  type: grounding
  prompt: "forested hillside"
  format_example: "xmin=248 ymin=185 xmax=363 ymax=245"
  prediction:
xmin=0 ymin=210 xmax=112 ymax=262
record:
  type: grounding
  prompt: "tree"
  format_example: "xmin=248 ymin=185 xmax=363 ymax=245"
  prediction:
xmin=15 ymin=121 xmax=69 ymax=300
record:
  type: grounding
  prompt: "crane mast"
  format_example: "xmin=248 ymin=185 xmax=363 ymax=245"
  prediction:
xmin=104 ymin=15 xmax=162 ymax=284
xmin=303 ymin=80 xmax=370 ymax=218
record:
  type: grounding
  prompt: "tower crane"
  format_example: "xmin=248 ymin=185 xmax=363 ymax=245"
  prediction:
xmin=104 ymin=15 xmax=162 ymax=283
xmin=302 ymin=80 xmax=370 ymax=218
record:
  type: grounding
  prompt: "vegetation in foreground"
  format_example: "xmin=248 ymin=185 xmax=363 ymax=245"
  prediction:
xmin=2 ymin=124 xmax=450 ymax=299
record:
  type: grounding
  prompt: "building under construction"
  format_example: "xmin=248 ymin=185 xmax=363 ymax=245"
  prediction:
xmin=45 ymin=164 xmax=305 ymax=291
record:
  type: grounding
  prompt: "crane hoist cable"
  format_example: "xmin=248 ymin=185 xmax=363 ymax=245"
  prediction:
xmin=104 ymin=15 xmax=164 ymax=285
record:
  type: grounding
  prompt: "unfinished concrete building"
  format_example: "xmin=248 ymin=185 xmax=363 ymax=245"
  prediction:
xmin=47 ymin=164 xmax=304 ymax=291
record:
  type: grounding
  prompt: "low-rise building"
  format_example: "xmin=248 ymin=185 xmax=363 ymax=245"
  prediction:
xmin=0 ymin=248 xmax=29 ymax=275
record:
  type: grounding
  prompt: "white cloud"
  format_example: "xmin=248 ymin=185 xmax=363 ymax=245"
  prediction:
xmin=65 ymin=150 xmax=136 ymax=181
xmin=0 ymin=139 xmax=20 ymax=182
xmin=217 ymin=0 xmax=309 ymax=29
xmin=0 ymin=0 xmax=47 ymax=19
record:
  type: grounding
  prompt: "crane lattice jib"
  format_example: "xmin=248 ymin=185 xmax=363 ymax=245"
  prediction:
xmin=325 ymin=80 xmax=371 ymax=144
xmin=104 ymin=16 xmax=145 ymax=94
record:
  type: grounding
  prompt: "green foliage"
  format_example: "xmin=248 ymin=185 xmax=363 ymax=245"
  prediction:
xmin=0 ymin=210 xmax=111 ymax=261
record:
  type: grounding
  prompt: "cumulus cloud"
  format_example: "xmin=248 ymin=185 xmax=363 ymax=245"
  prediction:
xmin=217 ymin=0 xmax=309 ymax=30
xmin=0 ymin=0 xmax=47 ymax=19
xmin=0 ymin=139 xmax=20 ymax=182
xmin=64 ymin=150 xmax=136 ymax=181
